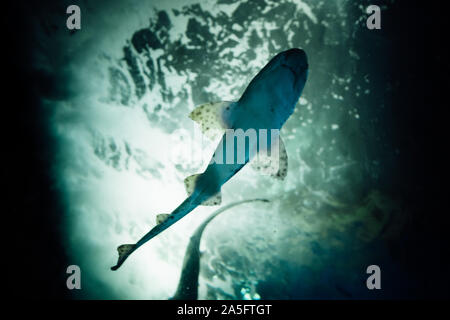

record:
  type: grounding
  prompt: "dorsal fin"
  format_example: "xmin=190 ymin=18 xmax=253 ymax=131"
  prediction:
xmin=251 ymin=136 xmax=288 ymax=180
xmin=189 ymin=101 xmax=236 ymax=140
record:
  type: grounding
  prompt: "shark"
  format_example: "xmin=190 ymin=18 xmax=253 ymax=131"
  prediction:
xmin=170 ymin=198 xmax=269 ymax=300
xmin=111 ymin=48 xmax=308 ymax=270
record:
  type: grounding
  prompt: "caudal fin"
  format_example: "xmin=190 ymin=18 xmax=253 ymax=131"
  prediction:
xmin=111 ymin=244 xmax=136 ymax=271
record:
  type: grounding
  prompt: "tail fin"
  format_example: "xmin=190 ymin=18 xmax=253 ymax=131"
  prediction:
xmin=111 ymin=244 xmax=136 ymax=271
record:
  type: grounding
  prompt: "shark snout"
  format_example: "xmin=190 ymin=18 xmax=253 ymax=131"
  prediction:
xmin=281 ymin=48 xmax=308 ymax=76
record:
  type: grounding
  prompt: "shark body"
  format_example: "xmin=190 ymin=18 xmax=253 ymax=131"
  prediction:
xmin=112 ymin=48 xmax=308 ymax=270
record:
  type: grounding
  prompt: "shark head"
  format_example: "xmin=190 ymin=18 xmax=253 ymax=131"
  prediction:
xmin=276 ymin=48 xmax=309 ymax=107
xmin=239 ymin=48 xmax=309 ymax=122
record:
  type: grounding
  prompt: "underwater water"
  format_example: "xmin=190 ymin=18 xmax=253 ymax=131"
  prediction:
xmin=14 ymin=0 xmax=438 ymax=299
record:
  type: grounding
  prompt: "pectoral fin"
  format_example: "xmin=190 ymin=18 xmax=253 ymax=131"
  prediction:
xmin=200 ymin=193 xmax=222 ymax=206
xmin=251 ymin=136 xmax=288 ymax=180
xmin=184 ymin=173 xmax=222 ymax=206
xmin=189 ymin=101 xmax=236 ymax=140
